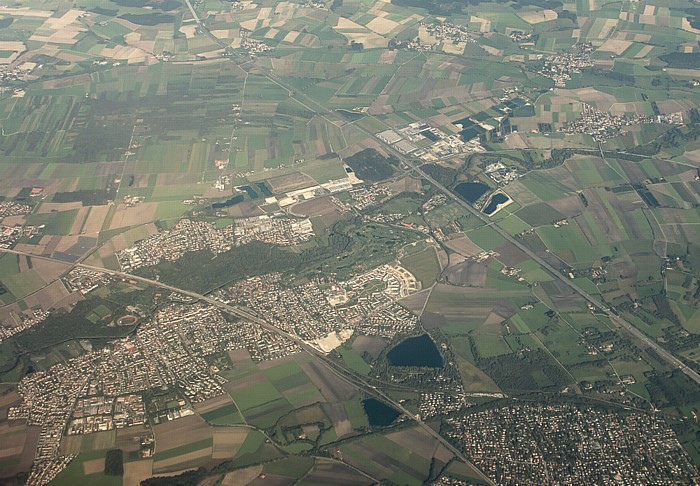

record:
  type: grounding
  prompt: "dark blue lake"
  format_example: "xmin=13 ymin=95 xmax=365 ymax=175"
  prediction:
xmin=362 ymin=398 xmax=400 ymax=427
xmin=386 ymin=334 xmax=443 ymax=368
xmin=212 ymin=194 xmax=244 ymax=209
xmin=336 ymin=108 xmax=364 ymax=121
xmin=454 ymin=182 xmax=489 ymax=204
xmin=484 ymin=193 xmax=508 ymax=215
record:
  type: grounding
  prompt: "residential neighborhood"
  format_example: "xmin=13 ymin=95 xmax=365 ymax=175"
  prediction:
xmin=445 ymin=403 xmax=700 ymax=484
xmin=14 ymin=301 xmax=300 ymax=484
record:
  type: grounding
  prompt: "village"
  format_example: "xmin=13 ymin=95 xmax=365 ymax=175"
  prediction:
xmin=419 ymin=389 xmax=471 ymax=420
xmin=11 ymin=255 xmax=425 ymax=484
xmin=0 ymin=309 xmax=49 ymax=343
xmin=215 ymin=263 xmax=420 ymax=343
xmin=562 ymin=103 xmax=686 ymax=141
xmin=535 ymin=43 xmax=594 ymax=88
xmin=331 ymin=184 xmax=393 ymax=213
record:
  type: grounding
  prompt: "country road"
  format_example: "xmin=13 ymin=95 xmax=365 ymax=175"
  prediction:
xmin=244 ymin=67 xmax=700 ymax=388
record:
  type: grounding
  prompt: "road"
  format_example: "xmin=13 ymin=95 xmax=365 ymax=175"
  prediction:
xmin=138 ymin=3 xmax=700 ymax=391
xmin=0 ymin=247 xmax=495 ymax=485
xmin=182 ymin=0 xmax=201 ymax=24
xmin=254 ymin=70 xmax=700 ymax=387
xmin=7 ymin=8 xmax=695 ymax=479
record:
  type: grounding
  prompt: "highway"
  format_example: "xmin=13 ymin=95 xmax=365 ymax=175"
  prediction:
xmin=408 ymin=165 xmax=700 ymax=387
xmin=206 ymin=56 xmax=700 ymax=388
xmin=0 ymin=248 xmax=495 ymax=485
xmin=130 ymin=1 xmax=700 ymax=390
xmin=182 ymin=0 xmax=201 ymax=25
xmin=253 ymin=70 xmax=700 ymax=387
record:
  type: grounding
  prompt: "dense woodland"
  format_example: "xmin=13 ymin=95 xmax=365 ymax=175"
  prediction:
xmin=344 ymin=148 xmax=397 ymax=182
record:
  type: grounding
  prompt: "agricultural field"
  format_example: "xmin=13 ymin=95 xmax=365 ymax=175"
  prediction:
xmin=332 ymin=426 xmax=455 ymax=486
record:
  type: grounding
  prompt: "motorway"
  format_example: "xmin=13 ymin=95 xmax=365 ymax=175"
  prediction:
xmin=0 ymin=248 xmax=495 ymax=485
xmin=409 ymin=166 xmax=700 ymax=387
xmin=201 ymin=50 xmax=700 ymax=388
xmin=246 ymin=68 xmax=700 ymax=387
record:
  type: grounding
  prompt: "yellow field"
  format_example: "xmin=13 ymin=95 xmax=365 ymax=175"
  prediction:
xmin=123 ymin=460 xmax=153 ymax=486
xmin=517 ymin=9 xmax=557 ymax=24
xmin=597 ymin=39 xmax=632 ymax=55
xmin=212 ymin=428 xmax=248 ymax=459
xmin=153 ymin=447 xmax=212 ymax=471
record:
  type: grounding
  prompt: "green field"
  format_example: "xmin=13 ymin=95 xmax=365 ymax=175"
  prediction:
xmin=2 ymin=0 xmax=700 ymax=481
xmin=400 ymin=247 xmax=440 ymax=288
xmin=27 ymin=209 xmax=79 ymax=235
xmin=201 ymin=404 xmax=245 ymax=425
xmin=337 ymin=346 xmax=372 ymax=375
xmin=231 ymin=380 xmax=285 ymax=411
xmin=472 ymin=334 xmax=511 ymax=359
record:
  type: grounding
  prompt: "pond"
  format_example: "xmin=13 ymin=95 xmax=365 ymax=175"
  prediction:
xmin=483 ymin=193 xmax=509 ymax=215
xmin=454 ymin=182 xmax=489 ymax=204
xmin=386 ymin=334 xmax=443 ymax=368
xmin=212 ymin=194 xmax=244 ymax=209
xmin=362 ymin=398 xmax=400 ymax=427
xmin=336 ymin=108 xmax=365 ymax=121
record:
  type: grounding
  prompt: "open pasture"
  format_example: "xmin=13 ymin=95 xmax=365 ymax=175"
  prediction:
xmin=225 ymin=353 xmax=356 ymax=428
xmin=195 ymin=394 xmax=244 ymax=425
xmin=152 ymin=415 xmax=212 ymax=458
xmin=0 ymin=423 xmax=37 ymax=479
xmin=444 ymin=233 xmax=484 ymax=258
xmin=300 ymin=458 xmax=373 ymax=486
xmin=51 ymin=449 xmax=122 ymax=486
xmin=399 ymin=247 xmax=440 ymax=288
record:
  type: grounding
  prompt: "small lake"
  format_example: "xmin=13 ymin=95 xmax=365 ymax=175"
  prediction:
xmin=362 ymin=398 xmax=400 ymax=427
xmin=386 ymin=334 xmax=443 ymax=368
xmin=336 ymin=108 xmax=365 ymax=121
xmin=454 ymin=182 xmax=489 ymax=204
xmin=212 ymin=194 xmax=244 ymax=209
xmin=484 ymin=193 xmax=509 ymax=215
